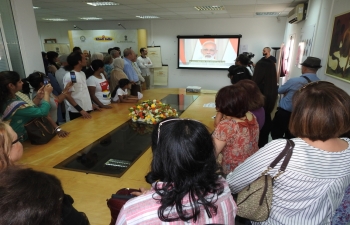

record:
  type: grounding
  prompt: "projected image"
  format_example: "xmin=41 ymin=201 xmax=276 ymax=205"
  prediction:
xmin=178 ymin=36 xmax=241 ymax=70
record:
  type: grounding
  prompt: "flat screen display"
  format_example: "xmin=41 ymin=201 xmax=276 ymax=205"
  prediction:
xmin=177 ymin=35 xmax=241 ymax=70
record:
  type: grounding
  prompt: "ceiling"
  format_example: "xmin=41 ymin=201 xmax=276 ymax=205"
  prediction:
xmin=32 ymin=0 xmax=308 ymax=22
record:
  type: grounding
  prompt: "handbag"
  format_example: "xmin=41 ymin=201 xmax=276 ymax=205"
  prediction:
xmin=24 ymin=117 xmax=56 ymax=145
xmin=106 ymin=188 xmax=138 ymax=225
xmin=236 ymin=139 xmax=295 ymax=222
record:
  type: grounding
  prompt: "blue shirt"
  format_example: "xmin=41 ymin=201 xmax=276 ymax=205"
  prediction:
xmin=123 ymin=58 xmax=139 ymax=82
xmin=278 ymin=73 xmax=320 ymax=112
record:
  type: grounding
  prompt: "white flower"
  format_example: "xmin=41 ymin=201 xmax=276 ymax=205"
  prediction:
xmin=132 ymin=111 xmax=135 ymax=115
xmin=155 ymin=109 xmax=158 ymax=113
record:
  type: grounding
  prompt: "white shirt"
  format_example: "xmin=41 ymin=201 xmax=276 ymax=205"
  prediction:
xmin=112 ymin=88 xmax=128 ymax=102
xmin=86 ymin=75 xmax=111 ymax=105
xmin=137 ymin=56 xmax=153 ymax=76
xmin=227 ymin=138 xmax=350 ymax=225
xmin=63 ymin=70 xmax=92 ymax=112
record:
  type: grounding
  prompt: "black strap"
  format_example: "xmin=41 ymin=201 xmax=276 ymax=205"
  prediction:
xmin=301 ymin=76 xmax=312 ymax=83
xmin=270 ymin=140 xmax=295 ymax=168
xmin=279 ymin=141 xmax=294 ymax=172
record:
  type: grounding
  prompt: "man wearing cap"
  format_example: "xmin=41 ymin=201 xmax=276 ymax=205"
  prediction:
xmin=271 ymin=56 xmax=322 ymax=140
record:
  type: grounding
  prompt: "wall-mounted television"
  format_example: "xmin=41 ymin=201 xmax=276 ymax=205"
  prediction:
xmin=177 ymin=35 xmax=242 ymax=70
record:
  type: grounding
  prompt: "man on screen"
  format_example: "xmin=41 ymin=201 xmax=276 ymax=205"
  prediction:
xmin=200 ymin=41 xmax=218 ymax=60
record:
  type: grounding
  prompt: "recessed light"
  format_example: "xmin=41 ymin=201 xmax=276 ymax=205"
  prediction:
xmin=33 ymin=6 xmax=40 ymax=9
xmin=43 ymin=18 xmax=68 ymax=21
xmin=194 ymin=6 xmax=225 ymax=11
xmin=80 ymin=17 xmax=102 ymax=20
xmin=86 ymin=1 xmax=119 ymax=6
xmin=136 ymin=16 xmax=159 ymax=19
xmin=256 ymin=12 xmax=280 ymax=16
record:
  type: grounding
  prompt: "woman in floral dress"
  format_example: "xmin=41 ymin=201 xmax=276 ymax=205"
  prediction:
xmin=212 ymin=84 xmax=259 ymax=175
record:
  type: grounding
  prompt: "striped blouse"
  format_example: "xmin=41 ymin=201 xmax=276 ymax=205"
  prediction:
xmin=116 ymin=178 xmax=237 ymax=225
xmin=227 ymin=138 xmax=350 ymax=225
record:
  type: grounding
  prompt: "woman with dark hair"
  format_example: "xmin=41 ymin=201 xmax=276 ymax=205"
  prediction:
xmin=0 ymin=167 xmax=64 ymax=225
xmin=227 ymin=81 xmax=350 ymax=225
xmin=0 ymin=122 xmax=89 ymax=225
xmin=26 ymin=71 xmax=72 ymax=137
xmin=214 ymin=80 xmax=265 ymax=130
xmin=0 ymin=71 xmax=53 ymax=141
xmin=213 ymin=85 xmax=259 ymax=175
xmin=252 ymin=58 xmax=278 ymax=147
xmin=111 ymin=78 xmax=138 ymax=103
xmin=227 ymin=65 xmax=251 ymax=84
xmin=237 ymin=79 xmax=265 ymax=130
xmin=47 ymin=51 xmax=59 ymax=74
xmin=86 ymin=59 xmax=112 ymax=108
xmin=116 ymin=118 xmax=236 ymax=224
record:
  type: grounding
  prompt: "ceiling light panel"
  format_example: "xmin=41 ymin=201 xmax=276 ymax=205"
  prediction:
xmin=43 ymin=18 xmax=68 ymax=21
xmin=136 ymin=16 xmax=159 ymax=19
xmin=80 ymin=17 xmax=102 ymax=20
xmin=194 ymin=6 xmax=225 ymax=11
xmin=256 ymin=12 xmax=280 ymax=16
xmin=86 ymin=1 xmax=119 ymax=6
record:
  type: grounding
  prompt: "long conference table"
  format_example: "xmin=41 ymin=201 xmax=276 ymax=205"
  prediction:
xmin=20 ymin=88 xmax=217 ymax=225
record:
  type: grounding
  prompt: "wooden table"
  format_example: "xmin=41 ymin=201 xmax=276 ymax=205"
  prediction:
xmin=19 ymin=88 xmax=217 ymax=225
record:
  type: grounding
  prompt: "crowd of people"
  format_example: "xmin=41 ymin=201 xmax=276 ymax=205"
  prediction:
xmin=1 ymin=46 xmax=350 ymax=225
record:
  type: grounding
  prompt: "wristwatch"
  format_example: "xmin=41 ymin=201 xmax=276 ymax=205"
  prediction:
xmin=55 ymin=126 xmax=62 ymax=133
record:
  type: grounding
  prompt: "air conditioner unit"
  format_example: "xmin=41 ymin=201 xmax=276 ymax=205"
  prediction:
xmin=288 ymin=3 xmax=308 ymax=24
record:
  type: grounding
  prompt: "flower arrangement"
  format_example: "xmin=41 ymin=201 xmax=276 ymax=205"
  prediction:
xmin=129 ymin=99 xmax=178 ymax=124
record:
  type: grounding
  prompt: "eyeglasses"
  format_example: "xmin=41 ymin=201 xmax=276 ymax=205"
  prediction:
xmin=12 ymin=135 xmax=23 ymax=145
xmin=299 ymin=81 xmax=334 ymax=91
xmin=157 ymin=118 xmax=200 ymax=144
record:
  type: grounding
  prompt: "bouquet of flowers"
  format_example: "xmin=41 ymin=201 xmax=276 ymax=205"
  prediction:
xmin=129 ymin=99 xmax=178 ymax=124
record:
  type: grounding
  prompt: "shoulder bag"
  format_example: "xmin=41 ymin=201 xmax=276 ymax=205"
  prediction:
xmin=24 ymin=117 xmax=56 ymax=145
xmin=236 ymin=139 xmax=295 ymax=222
xmin=106 ymin=188 xmax=138 ymax=225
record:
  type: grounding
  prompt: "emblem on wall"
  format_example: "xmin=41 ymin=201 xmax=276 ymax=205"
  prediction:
xmin=94 ymin=35 xmax=113 ymax=42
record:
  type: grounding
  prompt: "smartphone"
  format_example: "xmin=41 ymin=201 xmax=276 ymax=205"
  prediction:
xmin=43 ymin=77 xmax=49 ymax=85
xmin=70 ymin=71 xmax=77 ymax=83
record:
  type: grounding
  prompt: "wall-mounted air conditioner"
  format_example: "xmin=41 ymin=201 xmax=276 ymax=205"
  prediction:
xmin=288 ymin=3 xmax=308 ymax=24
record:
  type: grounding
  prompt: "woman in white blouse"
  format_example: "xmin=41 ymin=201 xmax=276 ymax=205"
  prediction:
xmin=86 ymin=59 xmax=112 ymax=109
xmin=227 ymin=81 xmax=350 ymax=225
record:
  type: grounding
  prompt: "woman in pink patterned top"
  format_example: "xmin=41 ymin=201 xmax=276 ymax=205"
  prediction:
xmin=213 ymin=85 xmax=259 ymax=175
xmin=116 ymin=118 xmax=236 ymax=225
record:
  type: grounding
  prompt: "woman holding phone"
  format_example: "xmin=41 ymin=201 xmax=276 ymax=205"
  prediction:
xmin=0 ymin=71 xmax=53 ymax=141
xmin=25 ymin=71 xmax=73 ymax=137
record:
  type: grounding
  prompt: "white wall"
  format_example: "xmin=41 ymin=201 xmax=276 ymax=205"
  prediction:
xmin=282 ymin=0 xmax=350 ymax=94
xmin=37 ymin=17 xmax=287 ymax=90
xmin=11 ymin=0 xmax=44 ymax=75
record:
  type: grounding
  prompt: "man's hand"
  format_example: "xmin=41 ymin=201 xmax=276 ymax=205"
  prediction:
xmin=80 ymin=110 xmax=92 ymax=119
xmin=93 ymin=104 xmax=102 ymax=111
xmin=57 ymin=130 xmax=70 ymax=138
